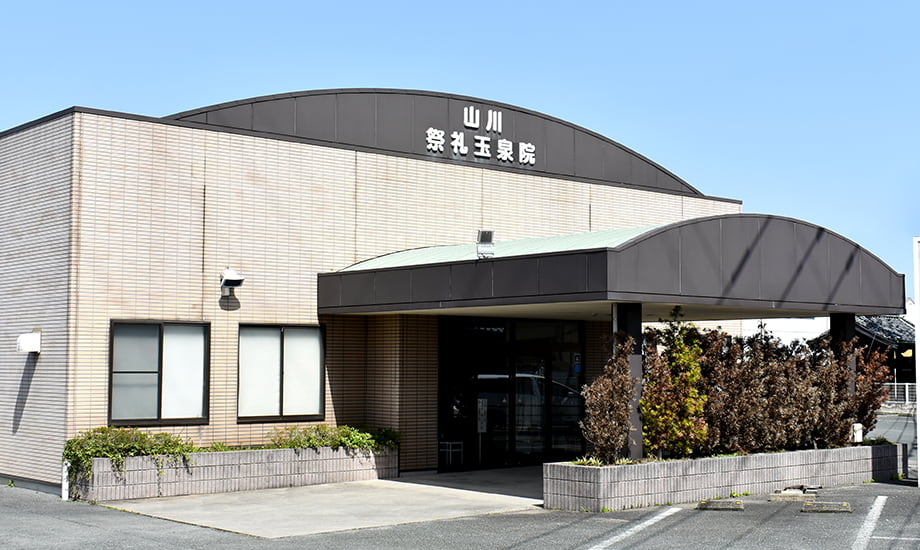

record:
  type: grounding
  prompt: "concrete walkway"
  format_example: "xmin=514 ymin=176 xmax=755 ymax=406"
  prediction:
xmin=106 ymin=466 xmax=543 ymax=539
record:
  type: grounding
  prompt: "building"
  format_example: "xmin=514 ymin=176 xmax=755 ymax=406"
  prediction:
xmin=0 ymin=89 xmax=905 ymax=489
xmin=854 ymin=315 xmax=915 ymax=384
xmin=741 ymin=314 xmax=914 ymax=384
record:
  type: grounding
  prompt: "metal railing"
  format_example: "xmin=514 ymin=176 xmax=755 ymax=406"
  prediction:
xmin=884 ymin=383 xmax=917 ymax=404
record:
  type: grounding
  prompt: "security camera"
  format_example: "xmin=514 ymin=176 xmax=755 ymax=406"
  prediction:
xmin=220 ymin=268 xmax=245 ymax=296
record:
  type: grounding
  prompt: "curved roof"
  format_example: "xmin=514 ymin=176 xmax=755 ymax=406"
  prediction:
xmin=167 ymin=89 xmax=703 ymax=196
xmin=318 ymin=214 xmax=905 ymax=321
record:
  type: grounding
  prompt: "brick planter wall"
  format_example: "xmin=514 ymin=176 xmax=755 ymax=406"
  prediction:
xmin=544 ymin=444 xmax=908 ymax=511
xmin=70 ymin=447 xmax=398 ymax=502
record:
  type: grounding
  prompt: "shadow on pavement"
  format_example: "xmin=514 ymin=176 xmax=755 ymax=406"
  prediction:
xmin=392 ymin=465 xmax=544 ymax=500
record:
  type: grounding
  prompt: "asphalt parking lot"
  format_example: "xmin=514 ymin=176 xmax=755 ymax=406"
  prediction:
xmin=2 ymin=477 xmax=918 ymax=549
xmin=303 ymin=481 xmax=920 ymax=549
xmin=0 ymin=414 xmax=916 ymax=549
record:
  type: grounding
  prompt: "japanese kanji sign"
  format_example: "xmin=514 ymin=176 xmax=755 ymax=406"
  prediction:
xmin=425 ymin=106 xmax=536 ymax=167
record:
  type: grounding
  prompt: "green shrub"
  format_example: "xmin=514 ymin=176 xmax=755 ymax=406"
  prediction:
xmin=861 ymin=436 xmax=893 ymax=446
xmin=571 ymin=456 xmax=604 ymax=466
xmin=63 ymin=424 xmax=398 ymax=489
xmin=63 ymin=427 xmax=195 ymax=481
xmin=367 ymin=427 xmax=401 ymax=449
xmin=641 ymin=309 xmax=708 ymax=458
xmin=268 ymin=425 xmax=396 ymax=451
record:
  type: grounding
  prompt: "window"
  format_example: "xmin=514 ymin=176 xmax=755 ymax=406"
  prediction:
xmin=238 ymin=325 xmax=324 ymax=421
xmin=109 ymin=322 xmax=209 ymax=425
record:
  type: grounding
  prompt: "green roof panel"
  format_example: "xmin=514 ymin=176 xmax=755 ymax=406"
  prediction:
xmin=342 ymin=225 xmax=663 ymax=271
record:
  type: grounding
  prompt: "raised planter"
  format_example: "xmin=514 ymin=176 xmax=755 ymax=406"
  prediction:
xmin=544 ymin=444 xmax=908 ymax=511
xmin=69 ymin=447 xmax=397 ymax=502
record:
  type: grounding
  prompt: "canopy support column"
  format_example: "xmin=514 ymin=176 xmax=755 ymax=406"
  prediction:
xmin=613 ymin=302 xmax=643 ymax=460
xmin=830 ymin=313 xmax=857 ymax=393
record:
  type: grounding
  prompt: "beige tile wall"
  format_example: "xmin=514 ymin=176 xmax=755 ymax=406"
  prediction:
xmin=394 ymin=316 xmax=438 ymax=471
xmin=8 ymin=110 xmax=740 ymax=482
xmin=0 ymin=116 xmax=74 ymax=484
xmin=321 ymin=315 xmax=368 ymax=427
xmin=334 ymin=315 xmax=439 ymax=471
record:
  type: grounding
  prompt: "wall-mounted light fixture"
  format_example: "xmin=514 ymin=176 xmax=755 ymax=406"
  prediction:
xmin=477 ymin=230 xmax=494 ymax=259
xmin=220 ymin=268 xmax=245 ymax=297
xmin=16 ymin=331 xmax=41 ymax=353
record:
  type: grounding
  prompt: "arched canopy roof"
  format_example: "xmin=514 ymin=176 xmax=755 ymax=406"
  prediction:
xmin=318 ymin=214 xmax=905 ymax=322
xmin=167 ymin=89 xmax=703 ymax=196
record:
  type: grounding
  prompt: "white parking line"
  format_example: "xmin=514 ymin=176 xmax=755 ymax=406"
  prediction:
xmin=587 ymin=506 xmax=682 ymax=550
xmin=852 ymin=495 xmax=887 ymax=550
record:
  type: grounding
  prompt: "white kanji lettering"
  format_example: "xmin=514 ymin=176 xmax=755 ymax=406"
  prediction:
xmin=426 ymin=127 xmax=445 ymax=153
xmin=463 ymin=106 xmax=480 ymax=129
xmin=519 ymin=142 xmax=536 ymax=165
xmin=473 ymin=135 xmax=491 ymax=158
xmin=450 ymin=131 xmax=468 ymax=155
xmin=486 ymin=110 xmax=503 ymax=133
xmin=496 ymin=138 xmax=513 ymax=162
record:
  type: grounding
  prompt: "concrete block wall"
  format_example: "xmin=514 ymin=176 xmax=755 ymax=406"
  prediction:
xmin=72 ymin=447 xmax=398 ymax=501
xmin=544 ymin=444 xmax=908 ymax=511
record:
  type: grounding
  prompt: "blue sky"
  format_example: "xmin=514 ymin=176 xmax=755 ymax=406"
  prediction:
xmin=3 ymin=1 xmax=918 ymax=299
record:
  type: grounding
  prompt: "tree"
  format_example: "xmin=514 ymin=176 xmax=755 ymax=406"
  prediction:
xmin=800 ymin=337 xmax=854 ymax=448
xmin=580 ymin=335 xmax=636 ymax=463
xmin=640 ymin=309 xmax=708 ymax=458
xmin=852 ymin=342 xmax=892 ymax=434
xmin=698 ymin=330 xmax=767 ymax=455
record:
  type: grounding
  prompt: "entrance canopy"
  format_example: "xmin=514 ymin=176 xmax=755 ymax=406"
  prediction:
xmin=318 ymin=214 xmax=905 ymax=322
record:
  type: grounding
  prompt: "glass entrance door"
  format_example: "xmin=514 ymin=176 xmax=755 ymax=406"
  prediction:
xmin=512 ymin=321 xmax=584 ymax=463
xmin=512 ymin=349 xmax=547 ymax=461
xmin=439 ymin=318 xmax=584 ymax=471
xmin=438 ymin=319 xmax=510 ymax=470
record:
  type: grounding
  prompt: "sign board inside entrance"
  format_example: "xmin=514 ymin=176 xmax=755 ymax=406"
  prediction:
xmin=477 ymin=398 xmax=488 ymax=434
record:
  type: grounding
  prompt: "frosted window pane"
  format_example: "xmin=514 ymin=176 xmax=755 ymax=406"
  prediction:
xmin=239 ymin=327 xmax=281 ymax=417
xmin=112 ymin=373 xmax=158 ymax=419
xmin=161 ymin=325 xmax=206 ymax=419
xmin=113 ymin=324 xmax=158 ymax=372
xmin=282 ymin=328 xmax=322 ymax=416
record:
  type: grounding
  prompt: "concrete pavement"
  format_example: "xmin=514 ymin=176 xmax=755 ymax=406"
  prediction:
xmin=1 ymin=414 xmax=917 ymax=548
xmin=106 ymin=467 xmax=543 ymax=538
xmin=5 ymin=473 xmax=918 ymax=549
xmin=103 ymin=414 xmax=916 ymax=539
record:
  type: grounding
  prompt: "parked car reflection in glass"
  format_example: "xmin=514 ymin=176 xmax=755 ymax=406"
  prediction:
xmin=476 ymin=373 xmax=583 ymax=455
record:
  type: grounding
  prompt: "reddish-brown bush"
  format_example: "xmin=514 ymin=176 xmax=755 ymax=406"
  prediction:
xmin=585 ymin=314 xmax=893 ymax=462
xmin=580 ymin=336 xmax=636 ymax=463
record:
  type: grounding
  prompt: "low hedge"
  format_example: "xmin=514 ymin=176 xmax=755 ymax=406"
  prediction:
xmin=63 ymin=424 xmax=399 ymax=482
